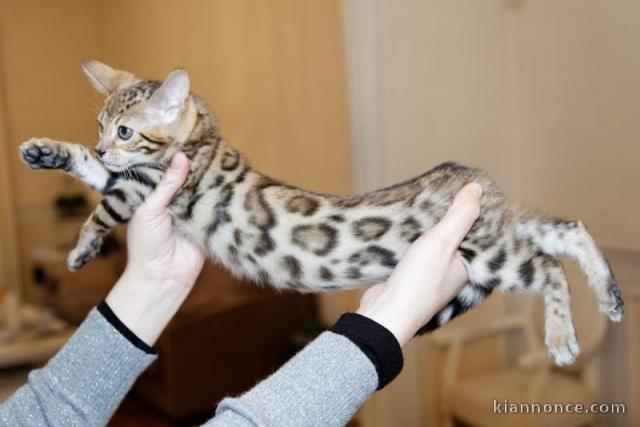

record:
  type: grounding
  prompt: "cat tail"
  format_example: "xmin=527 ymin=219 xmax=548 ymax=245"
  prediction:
xmin=416 ymin=282 xmax=493 ymax=334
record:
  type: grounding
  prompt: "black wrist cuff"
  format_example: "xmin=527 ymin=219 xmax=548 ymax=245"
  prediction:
xmin=330 ymin=312 xmax=403 ymax=390
xmin=97 ymin=300 xmax=157 ymax=355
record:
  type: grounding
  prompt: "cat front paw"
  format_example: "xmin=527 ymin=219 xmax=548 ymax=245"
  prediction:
xmin=67 ymin=237 xmax=102 ymax=271
xmin=20 ymin=138 xmax=72 ymax=171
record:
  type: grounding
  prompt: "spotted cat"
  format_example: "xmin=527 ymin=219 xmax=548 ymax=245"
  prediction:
xmin=20 ymin=60 xmax=623 ymax=365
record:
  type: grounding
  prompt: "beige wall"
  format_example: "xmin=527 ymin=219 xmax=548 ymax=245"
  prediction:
xmin=96 ymin=0 xmax=351 ymax=195
xmin=0 ymin=0 xmax=101 ymax=206
xmin=352 ymin=0 xmax=640 ymax=252
xmin=377 ymin=0 xmax=523 ymax=195
xmin=345 ymin=1 xmax=640 ymax=426
xmin=0 ymin=0 xmax=102 ymax=291
xmin=0 ymin=0 xmax=354 ymax=315
xmin=95 ymin=0 xmax=354 ymax=320
xmin=518 ymin=0 xmax=640 ymax=251
xmin=344 ymin=1 xmax=519 ymax=425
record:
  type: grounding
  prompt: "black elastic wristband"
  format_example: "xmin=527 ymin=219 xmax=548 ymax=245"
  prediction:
xmin=330 ymin=312 xmax=403 ymax=390
xmin=97 ymin=301 xmax=157 ymax=355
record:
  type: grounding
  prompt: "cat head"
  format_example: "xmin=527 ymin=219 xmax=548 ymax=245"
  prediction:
xmin=82 ymin=59 xmax=198 ymax=172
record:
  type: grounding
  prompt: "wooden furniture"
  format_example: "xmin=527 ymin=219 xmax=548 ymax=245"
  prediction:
xmin=604 ymin=249 xmax=640 ymax=426
xmin=427 ymin=249 xmax=640 ymax=427
xmin=27 ymin=240 xmax=125 ymax=325
xmin=0 ymin=47 xmax=21 ymax=297
xmin=133 ymin=277 xmax=318 ymax=422
xmin=0 ymin=303 xmax=72 ymax=369
xmin=431 ymin=277 xmax=608 ymax=427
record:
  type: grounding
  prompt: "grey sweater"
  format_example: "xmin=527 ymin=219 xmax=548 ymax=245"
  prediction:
xmin=0 ymin=306 xmax=403 ymax=426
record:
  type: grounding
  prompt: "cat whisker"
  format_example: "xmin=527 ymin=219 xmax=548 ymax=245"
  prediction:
xmin=83 ymin=97 xmax=101 ymax=115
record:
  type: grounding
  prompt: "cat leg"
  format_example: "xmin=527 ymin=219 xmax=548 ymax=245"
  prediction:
xmin=68 ymin=193 xmax=135 ymax=270
xmin=537 ymin=258 xmax=580 ymax=365
xmin=20 ymin=137 xmax=110 ymax=191
xmin=418 ymin=252 xmax=580 ymax=365
xmin=517 ymin=216 xmax=623 ymax=321
xmin=492 ymin=250 xmax=580 ymax=365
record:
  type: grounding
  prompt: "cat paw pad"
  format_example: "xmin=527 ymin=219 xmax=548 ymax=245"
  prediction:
xmin=20 ymin=138 xmax=72 ymax=171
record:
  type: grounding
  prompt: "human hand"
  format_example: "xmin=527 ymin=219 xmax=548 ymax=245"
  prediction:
xmin=106 ymin=153 xmax=206 ymax=345
xmin=356 ymin=183 xmax=483 ymax=347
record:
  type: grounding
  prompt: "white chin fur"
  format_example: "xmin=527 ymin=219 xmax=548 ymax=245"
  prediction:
xmin=102 ymin=160 xmax=130 ymax=172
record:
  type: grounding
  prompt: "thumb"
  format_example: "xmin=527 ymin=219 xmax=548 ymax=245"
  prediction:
xmin=142 ymin=152 xmax=189 ymax=214
xmin=429 ymin=182 xmax=483 ymax=250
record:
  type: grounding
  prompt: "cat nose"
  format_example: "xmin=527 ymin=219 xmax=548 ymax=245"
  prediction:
xmin=95 ymin=148 xmax=105 ymax=158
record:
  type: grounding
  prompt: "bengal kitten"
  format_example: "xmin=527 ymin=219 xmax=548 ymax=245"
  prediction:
xmin=20 ymin=60 xmax=623 ymax=365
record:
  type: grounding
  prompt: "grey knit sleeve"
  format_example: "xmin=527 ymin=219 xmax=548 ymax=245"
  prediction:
xmin=205 ymin=313 xmax=404 ymax=427
xmin=0 ymin=307 xmax=157 ymax=426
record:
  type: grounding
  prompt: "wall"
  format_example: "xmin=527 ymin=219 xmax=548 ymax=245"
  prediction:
xmin=0 ymin=0 xmax=354 ymax=316
xmin=517 ymin=0 xmax=640 ymax=250
xmin=343 ymin=1 xmax=519 ymax=425
xmin=96 ymin=0 xmax=351 ymax=196
xmin=95 ymin=0 xmax=355 ymax=320
xmin=515 ymin=5 xmax=640 ymax=424
xmin=351 ymin=0 xmax=640 ymax=253
xmin=345 ymin=1 xmax=640 ymax=426
xmin=0 ymin=0 xmax=102 ymax=292
xmin=377 ymin=0 xmax=523 ymax=195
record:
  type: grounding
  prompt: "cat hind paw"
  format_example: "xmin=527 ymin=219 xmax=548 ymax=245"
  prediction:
xmin=598 ymin=280 xmax=624 ymax=322
xmin=546 ymin=331 xmax=581 ymax=366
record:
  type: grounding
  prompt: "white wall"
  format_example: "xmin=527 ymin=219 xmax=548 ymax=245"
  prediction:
xmin=343 ymin=1 xmax=640 ymax=426
xmin=343 ymin=1 xmax=519 ymax=425
xmin=517 ymin=0 xmax=640 ymax=250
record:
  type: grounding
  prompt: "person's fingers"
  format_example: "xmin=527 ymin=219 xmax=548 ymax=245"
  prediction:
xmin=141 ymin=152 xmax=189 ymax=215
xmin=428 ymin=182 xmax=483 ymax=250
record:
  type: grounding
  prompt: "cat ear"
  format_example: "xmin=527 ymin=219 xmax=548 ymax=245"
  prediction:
xmin=81 ymin=59 xmax=138 ymax=95
xmin=147 ymin=69 xmax=190 ymax=123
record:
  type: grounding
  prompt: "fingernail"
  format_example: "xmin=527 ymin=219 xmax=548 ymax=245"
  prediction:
xmin=467 ymin=182 xmax=483 ymax=198
xmin=170 ymin=153 xmax=183 ymax=170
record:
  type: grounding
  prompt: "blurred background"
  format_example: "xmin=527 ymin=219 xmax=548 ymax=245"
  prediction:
xmin=0 ymin=0 xmax=639 ymax=426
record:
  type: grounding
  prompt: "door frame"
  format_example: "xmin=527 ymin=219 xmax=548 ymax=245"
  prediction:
xmin=0 ymin=28 xmax=22 ymax=296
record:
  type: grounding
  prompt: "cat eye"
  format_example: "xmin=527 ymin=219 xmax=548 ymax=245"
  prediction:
xmin=97 ymin=122 xmax=103 ymax=134
xmin=117 ymin=125 xmax=134 ymax=140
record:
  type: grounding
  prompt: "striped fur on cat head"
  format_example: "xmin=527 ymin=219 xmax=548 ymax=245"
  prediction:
xmin=82 ymin=59 xmax=210 ymax=172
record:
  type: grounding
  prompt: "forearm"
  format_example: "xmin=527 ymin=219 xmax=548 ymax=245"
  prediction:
xmin=206 ymin=314 xmax=403 ymax=427
xmin=63 ymin=142 xmax=110 ymax=191
xmin=0 ymin=305 xmax=156 ymax=426
xmin=106 ymin=268 xmax=194 ymax=346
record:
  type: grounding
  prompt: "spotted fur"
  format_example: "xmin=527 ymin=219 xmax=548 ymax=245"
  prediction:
xmin=19 ymin=61 xmax=624 ymax=366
